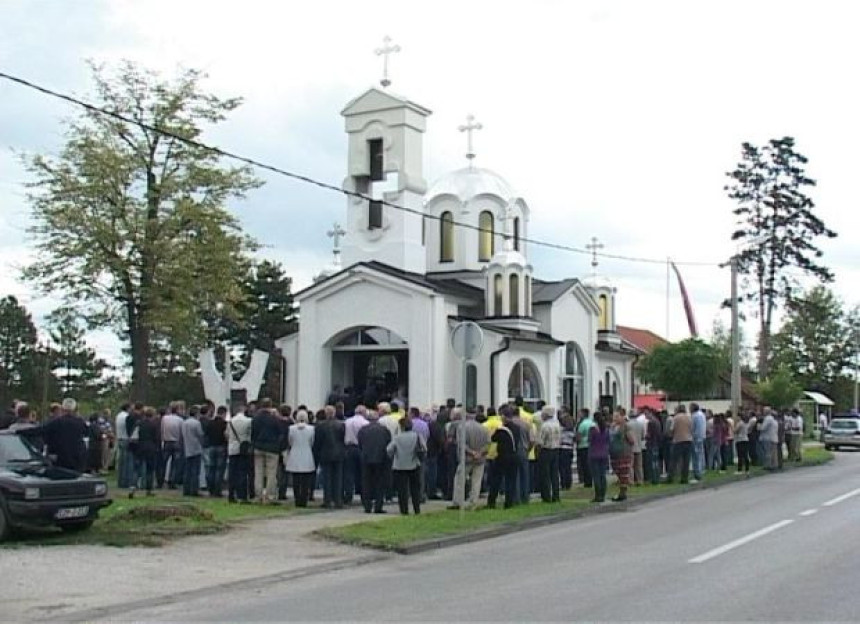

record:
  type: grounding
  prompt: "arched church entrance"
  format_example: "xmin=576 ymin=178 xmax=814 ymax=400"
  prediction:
xmin=508 ymin=358 xmax=544 ymax=412
xmin=562 ymin=342 xmax=586 ymax=414
xmin=329 ymin=326 xmax=408 ymax=409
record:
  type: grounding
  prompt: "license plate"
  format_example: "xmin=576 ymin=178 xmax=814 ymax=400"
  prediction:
xmin=55 ymin=506 xmax=89 ymax=520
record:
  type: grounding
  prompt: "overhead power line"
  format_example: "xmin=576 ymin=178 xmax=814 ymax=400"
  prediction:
xmin=0 ymin=69 xmax=722 ymax=268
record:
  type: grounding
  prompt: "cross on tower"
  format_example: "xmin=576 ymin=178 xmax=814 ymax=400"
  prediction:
xmin=458 ymin=114 xmax=483 ymax=168
xmin=328 ymin=222 xmax=346 ymax=267
xmin=586 ymin=236 xmax=604 ymax=274
xmin=375 ymin=36 xmax=401 ymax=88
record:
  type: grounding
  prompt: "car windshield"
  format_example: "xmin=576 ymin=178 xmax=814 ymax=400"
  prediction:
xmin=0 ymin=435 xmax=42 ymax=465
xmin=830 ymin=420 xmax=858 ymax=431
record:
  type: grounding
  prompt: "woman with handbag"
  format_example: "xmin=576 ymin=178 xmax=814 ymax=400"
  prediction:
xmin=387 ymin=416 xmax=425 ymax=515
xmin=285 ymin=410 xmax=316 ymax=507
xmin=608 ymin=408 xmax=635 ymax=502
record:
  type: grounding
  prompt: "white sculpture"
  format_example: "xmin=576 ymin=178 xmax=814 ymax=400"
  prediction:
xmin=199 ymin=347 xmax=269 ymax=409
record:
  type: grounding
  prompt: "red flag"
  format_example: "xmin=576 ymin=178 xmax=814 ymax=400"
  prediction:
xmin=670 ymin=261 xmax=699 ymax=337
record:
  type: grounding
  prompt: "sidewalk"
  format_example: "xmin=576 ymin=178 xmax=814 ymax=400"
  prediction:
xmin=1 ymin=500 xmax=448 ymax=622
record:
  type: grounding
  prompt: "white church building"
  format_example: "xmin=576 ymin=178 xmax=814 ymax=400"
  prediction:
xmin=275 ymin=85 xmax=641 ymax=413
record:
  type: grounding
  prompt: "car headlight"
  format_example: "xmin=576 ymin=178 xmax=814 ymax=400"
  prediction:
xmin=94 ymin=483 xmax=107 ymax=496
xmin=24 ymin=487 xmax=40 ymax=500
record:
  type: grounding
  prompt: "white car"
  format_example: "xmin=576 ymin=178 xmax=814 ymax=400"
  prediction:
xmin=823 ymin=418 xmax=860 ymax=451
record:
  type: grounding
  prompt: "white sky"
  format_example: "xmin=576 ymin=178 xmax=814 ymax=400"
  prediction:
xmin=1 ymin=0 xmax=858 ymax=368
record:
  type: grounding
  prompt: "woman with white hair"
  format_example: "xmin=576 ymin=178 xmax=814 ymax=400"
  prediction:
xmin=286 ymin=410 xmax=316 ymax=507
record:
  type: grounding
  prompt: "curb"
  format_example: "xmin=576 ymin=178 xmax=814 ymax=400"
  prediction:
xmin=322 ymin=453 xmax=835 ymax=555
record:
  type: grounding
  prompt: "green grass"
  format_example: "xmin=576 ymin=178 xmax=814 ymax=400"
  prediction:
xmin=4 ymin=475 xmax=310 ymax=548
xmin=319 ymin=448 xmax=836 ymax=551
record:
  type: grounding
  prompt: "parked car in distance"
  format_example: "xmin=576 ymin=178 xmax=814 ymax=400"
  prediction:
xmin=823 ymin=418 xmax=860 ymax=451
xmin=0 ymin=430 xmax=112 ymax=541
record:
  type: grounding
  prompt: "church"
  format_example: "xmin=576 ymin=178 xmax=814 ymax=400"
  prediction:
xmin=275 ymin=80 xmax=641 ymax=414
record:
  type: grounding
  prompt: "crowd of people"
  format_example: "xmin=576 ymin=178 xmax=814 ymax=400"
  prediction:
xmin=0 ymin=395 xmax=815 ymax=513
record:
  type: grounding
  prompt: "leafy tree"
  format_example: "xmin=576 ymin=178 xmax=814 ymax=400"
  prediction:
xmin=0 ymin=296 xmax=40 ymax=407
xmin=637 ymin=338 xmax=722 ymax=399
xmin=770 ymin=286 xmax=852 ymax=393
xmin=45 ymin=306 xmax=109 ymax=399
xmin=23 ymin=61 xmax=261 ymax=401
xmin=755 ymin=366 xmax=803 ymax=409
xmin=725 ymin=137 xmax=837 ymax=378
xmin=708 ymin=318 xmax=752 ymax=374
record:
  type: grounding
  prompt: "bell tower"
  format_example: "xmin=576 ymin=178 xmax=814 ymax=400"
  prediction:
xmin=340 ymin=86 xmax=431 ymax=274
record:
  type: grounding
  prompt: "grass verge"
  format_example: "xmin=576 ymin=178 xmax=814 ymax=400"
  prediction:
xmin=318 ymin=447 xmax=835 ymax=552
xmin=5 ymin=485 xmax=309 ymax=548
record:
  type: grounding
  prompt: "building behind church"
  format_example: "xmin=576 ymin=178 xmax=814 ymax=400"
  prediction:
xmin=275 ymin=85 xmax=642 ymax=412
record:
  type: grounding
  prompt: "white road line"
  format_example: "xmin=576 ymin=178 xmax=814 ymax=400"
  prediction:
xmin=688 ymin=519 xmax=795 ymax=564
xmin=822 ymin=487 xmax=860 ymax=507
xmin=799 ymin=509 xmax=819 ymax=517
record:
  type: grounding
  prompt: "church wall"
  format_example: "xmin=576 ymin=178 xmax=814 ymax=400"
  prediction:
xmin=595 ymin=351 xmax=634 ymax=411
xmin=547 ymin=293 xmax=598 ymax=411
xmin=275 ymin=335 xmax=299 ymax=407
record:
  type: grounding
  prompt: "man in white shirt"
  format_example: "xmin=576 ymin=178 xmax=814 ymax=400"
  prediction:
xmin=630 ymin=410 xmax=646 ymax=485
xmin=818 ymin=412 xmax=828 ymax=442
xmin=226 ymin=406 xmax=253 ymax=502
xmin=114 ymin=403 xmax=132 ymax=488
xmin=344 ymin=406 xmax=370 ymax=504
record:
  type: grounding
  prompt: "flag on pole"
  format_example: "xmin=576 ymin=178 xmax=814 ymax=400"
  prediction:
xmin=670 ymin=261 xmax=699 ymax=337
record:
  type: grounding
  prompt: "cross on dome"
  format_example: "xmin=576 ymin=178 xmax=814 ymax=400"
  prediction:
xmin=586 ymin=236 xmax=604 ymax=275
xmin=458 ymin=114 xmax=483 ymax=168
xmin=327 ymin=222 xmax=346 ymax=268
xmin=375 ymin=36 xmax=401 ymax=88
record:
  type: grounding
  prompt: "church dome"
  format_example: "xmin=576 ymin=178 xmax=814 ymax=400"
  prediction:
xmin=425 ymin=167 xmax=518 ymax=204
xmin=582 ymin=273 xmax=614 ymax=290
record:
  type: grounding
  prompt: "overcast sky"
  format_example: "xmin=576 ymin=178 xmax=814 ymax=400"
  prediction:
xmin=1 ymin=0 xmax=858 ymax=367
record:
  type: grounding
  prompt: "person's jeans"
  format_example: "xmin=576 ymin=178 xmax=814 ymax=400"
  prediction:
xmin=394 ymin=468 xmax=422 ymax=515
xmin=576 ymin=447 xmax=592 ymax=487
xmin=200 ymin=445 xmax=210 ymax=489
xmin=671 ymin=441 xmax=692 ymax=483
xmin=206 ymin=446 xmax=227 ymax=496
xmin=487 ymin=460 xmax=517 ymax=508
xmin=361 ymin=462 xmax=386 ymax=512
xmin=736 ymin=441 xmax=750 ymax=472
xmin=424 ymin=454 xmax=439 ymax=498
xmin=322 ymin=460 xmax=344 ymax=507
xmin=183 ymin=455 xmax=201 ymax=496
xmin=632 ymin=452 xmax=644 ymax=485
xmin=228 ymin=453 xmax=251 ymax=501
xmin=646 ymin=447 xmax=661 ymax=484
xmin=661 ymin=438 xmax=673 ymax=475
xmin=538 ymin=448 xmax=560 ymax=502
xmin=162 ymin=441 xmax=184 ymax=487
xmin=254 ymin=451 xmax=280 ymax=501
xmin=343 ymin=445 xmax=362 ymax=502
xmin=589 ymin=457 xmax=608 ymax=502
xmin=692 ymin=440 xmax=705 ymax=479
xmin=453 ymin=461 xmax=486 ymax=507
xmin=132 ymin=452 xmax=156 ymax=492
xmin=559 ymin=449 xmax=574 ymax=489
xmin=517 ymin=456 xmax=530 ymax=504
xmin=116 ymin=440 xmax=133 ymax=488
xmin=292 ymin=471 xmax=313 ymax=507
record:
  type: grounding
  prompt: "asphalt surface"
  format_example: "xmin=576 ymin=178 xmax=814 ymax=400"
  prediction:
xmin=85 ymin=452 xmax=860 ymax=622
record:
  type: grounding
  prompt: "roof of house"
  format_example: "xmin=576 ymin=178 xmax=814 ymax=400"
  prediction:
xmin=617 ymin=325 xmax=669 ymax=354
xmin=531 ymin=278 xmax=580 ymax=304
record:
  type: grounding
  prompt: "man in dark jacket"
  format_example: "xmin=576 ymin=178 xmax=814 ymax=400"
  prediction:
xmin=251 ymin=400 xmax=285 ymax=503
xmin=314 ymin=405 xmax=346 ymax=508
xmin=425 ymin=412 xmax=446 ymax=500
xmin=357 ymin=409 xmax=392 ymax=513
xmin=42 ymin=398 xmax=88 ymax=472
xmin=487 ymin=406 xmax=520 ymax=509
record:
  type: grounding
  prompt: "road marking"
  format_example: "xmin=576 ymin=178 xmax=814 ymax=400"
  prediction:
xmin=799 ymin=509 xmax=819 ymax=517
xmin=822 ymin=488 xmax=860 ymax=507
xmin=688 ymin=519 xmax=795 ymax=564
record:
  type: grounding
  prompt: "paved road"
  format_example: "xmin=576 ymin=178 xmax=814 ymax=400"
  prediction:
xmin=86 ymin=452 xmax=860 ymax=622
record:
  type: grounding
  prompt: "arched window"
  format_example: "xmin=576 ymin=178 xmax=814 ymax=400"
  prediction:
xmin=513 ymin=217 xmax=521 ymax=251
xmin=598 ymin=294 xmax=609 ymax=330
xmin=493 ymin=274 xmax=503 ymax=316
xmin=440 ymin=212 xmax=454 ymax=262
xmin=524 ymin=275 xmax=531 ymax=316
xmin=509 ymin=273 xmax=520 ymax=316
xmin=508 ymin=358 xmax=543 ymax=407
xmin=562 ymin=342 xmax=586 ymax=414
xmin=478 ymin=211 xmax=495 ymax=261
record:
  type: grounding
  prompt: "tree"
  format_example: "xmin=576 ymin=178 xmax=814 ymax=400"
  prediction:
xmin=0 ymin=296 xmax=40 ymax=407
xmin=755 ymin=366 xmax=803 ymax=409
xmin=45 ymin=307 xmax=109 ymax=400
xmin=637 ymin=338 xmax=723 ymax=399
xmin=23 ymin=61 xmax=261 ymax=401
xmin=770 ymin=286 xmax=852 ymax=393
xmin=725 ymin=137 xmax=837 ymax=378
xmin=708 ymin=318 xmax=752 ymax=375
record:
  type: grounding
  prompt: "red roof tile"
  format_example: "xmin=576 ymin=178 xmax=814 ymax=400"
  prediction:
xmin=617 ymin=325 xmax=669 ymax=355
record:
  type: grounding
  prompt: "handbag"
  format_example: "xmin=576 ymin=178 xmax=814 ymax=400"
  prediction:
xmin=229 ymin=420 xmax=252 ymax=456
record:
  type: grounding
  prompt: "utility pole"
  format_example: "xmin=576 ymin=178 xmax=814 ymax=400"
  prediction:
xmin=730 ymin=257 xmax=742 ymax=420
